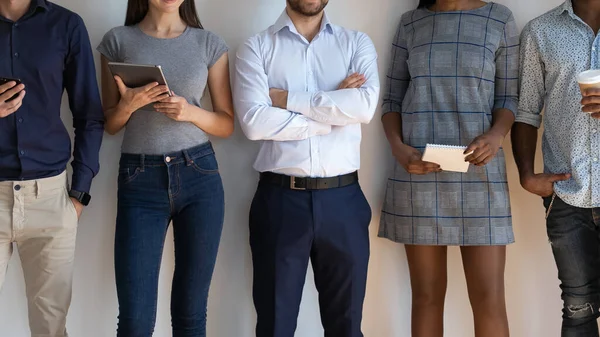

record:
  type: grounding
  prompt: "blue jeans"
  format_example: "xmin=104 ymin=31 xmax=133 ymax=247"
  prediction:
xmin=114 ymin=143 xmax=224 ymax=337
xmin=250 ymin=180 xmax=372 ymax=337
xmin=544 ymin=196 xmax=600 ymax=337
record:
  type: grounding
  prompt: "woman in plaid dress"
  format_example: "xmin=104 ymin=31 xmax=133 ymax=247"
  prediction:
xmin=379 ymin=0 xmax=519 ymax=336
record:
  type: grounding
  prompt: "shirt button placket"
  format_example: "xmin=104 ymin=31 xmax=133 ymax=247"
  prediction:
xmin=306 ymin=45 xmax=318 ymax=176
xmin=594 ymin=120 xmax=600 ymax=203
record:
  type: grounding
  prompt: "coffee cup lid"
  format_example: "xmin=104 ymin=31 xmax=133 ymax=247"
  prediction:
xmin=577 ymin=69 xmax=600 ymax=84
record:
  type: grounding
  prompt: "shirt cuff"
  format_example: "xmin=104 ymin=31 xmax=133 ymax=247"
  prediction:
xmin=287 ymin=91 xmax=313 ymax=116
xmin=515 ymin=110 xmax=542 ymax=128
xmin=71 ymin=164 xmax=94 ymax=194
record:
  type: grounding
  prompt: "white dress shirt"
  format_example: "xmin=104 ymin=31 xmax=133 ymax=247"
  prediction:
xmin=234 ymin=10 xmax=380 ymax=178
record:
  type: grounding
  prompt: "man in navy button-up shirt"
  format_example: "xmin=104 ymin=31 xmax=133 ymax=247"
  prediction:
xmin=0 ymin=0 xmax=103 ymax=197
xmin=0 ymin=0 xmax=103 ymax=335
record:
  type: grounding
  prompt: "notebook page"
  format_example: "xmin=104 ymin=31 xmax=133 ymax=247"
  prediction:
xmin=421 ymin=144 xmax=470 ymax=173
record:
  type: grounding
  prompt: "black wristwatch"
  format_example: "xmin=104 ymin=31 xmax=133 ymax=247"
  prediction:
xmin=68 ymin=190 xmax=91 ymax=206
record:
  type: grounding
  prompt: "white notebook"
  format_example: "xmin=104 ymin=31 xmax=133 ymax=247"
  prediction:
xmin=422 ymin=144 xmax=471 ymax=173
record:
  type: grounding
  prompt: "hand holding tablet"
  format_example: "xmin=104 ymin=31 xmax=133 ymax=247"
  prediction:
xmin=108 ymin=62 xmax=172 ymax=112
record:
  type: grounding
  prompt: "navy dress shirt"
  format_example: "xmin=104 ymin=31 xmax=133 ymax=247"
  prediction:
xmin=0 ymin=0 xmax=104 ymax=193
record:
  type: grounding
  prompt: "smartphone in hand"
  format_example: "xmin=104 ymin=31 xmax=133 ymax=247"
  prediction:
xmin=0 ymin=77 xmax=23 ymax=102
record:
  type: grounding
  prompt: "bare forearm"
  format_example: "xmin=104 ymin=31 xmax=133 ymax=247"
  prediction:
xmin=511 ymin=122 xmax=538 ymax=179
xmin=489 ymin=108 xmax=515 ymax=137
xmin=188 ymin=105 xmax=234 ymax=138
xmin=382 ymin=112 xmax=405 ymax=150
xmin=104 ymin=102 xmax=134 ymax=135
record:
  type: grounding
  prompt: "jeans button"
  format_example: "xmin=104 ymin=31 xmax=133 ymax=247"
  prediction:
xmin=14 ymin=185 xmax=21 ymax=191
xmin=165 ymin=156 xmax=172 ymax=163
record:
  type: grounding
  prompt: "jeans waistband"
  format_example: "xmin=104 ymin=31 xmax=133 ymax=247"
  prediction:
xmin=0 ymin=170 xmax=67 ymax=196
xmin=119 ymin=142 xmax=215 ymax=169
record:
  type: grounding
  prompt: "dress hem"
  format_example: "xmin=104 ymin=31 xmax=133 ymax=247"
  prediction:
xmin=377 ymin=232 xmax=515 ymax=247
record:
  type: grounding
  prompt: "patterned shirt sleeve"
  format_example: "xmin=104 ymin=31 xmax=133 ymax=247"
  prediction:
xmin=494 ymin=13 xmax=520 ymax=115
xmin=382 ymin=17 xmax=410 ymax=115
xmin=516 ymin=22 xmax=544 ymax=128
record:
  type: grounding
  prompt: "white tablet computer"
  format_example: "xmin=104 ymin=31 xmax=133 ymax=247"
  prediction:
xmin=108 ymin=62 xmax=172 ymax=110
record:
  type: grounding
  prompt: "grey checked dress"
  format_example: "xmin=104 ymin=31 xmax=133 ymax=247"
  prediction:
xmin=379 ymin=2 xmax=519 ymax=246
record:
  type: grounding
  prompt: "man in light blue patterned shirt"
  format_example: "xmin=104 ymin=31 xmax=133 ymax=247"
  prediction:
xmin=513 ymin=1 xmax=600 ymax=336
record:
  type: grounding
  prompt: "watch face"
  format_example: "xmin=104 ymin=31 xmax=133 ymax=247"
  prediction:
xmin=81 ymin=193 xmax=91 ymax=206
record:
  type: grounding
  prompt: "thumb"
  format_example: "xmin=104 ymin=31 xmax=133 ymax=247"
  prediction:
xmin=464 ymin=142 xmax=477 ymax=155
xmin=114 ymin=76 xmax=126 ymax=93
xmin=549 ymin=173 xmax=571 ymax=182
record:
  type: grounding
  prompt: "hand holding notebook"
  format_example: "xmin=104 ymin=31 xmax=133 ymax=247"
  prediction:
xmin=422 ymin=144 xmax=472 ymax=173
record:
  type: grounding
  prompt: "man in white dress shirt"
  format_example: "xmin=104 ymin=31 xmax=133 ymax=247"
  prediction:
xmin=234 ymin=0 xmax=380 ymax=336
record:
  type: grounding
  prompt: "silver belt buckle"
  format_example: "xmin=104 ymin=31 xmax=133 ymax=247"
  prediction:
xmin=290 ymin=177 xmax=306 ymax=190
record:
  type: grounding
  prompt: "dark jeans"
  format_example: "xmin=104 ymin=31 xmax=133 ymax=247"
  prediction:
xmin=544 ymin=195 xmax=600 ymax=337
xmin=114 ymin=143 xmax=224 ymax=337
xmin=249 ymin=180 xmax=372 ymax=337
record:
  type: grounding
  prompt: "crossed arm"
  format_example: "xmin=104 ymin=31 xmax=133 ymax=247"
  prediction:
xmin=233 ymin=34 xmax=380 ymax=141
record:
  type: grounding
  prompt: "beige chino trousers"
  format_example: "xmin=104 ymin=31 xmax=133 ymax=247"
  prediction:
xmin=0 ymin=171 xmax=78 ymax=337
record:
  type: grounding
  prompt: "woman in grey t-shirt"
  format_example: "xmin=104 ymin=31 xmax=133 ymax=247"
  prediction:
xmin=97 ymin=0 xmax=233 ymax=335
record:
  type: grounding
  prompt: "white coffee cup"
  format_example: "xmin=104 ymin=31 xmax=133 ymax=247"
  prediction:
xmin=577 ymin=69 xmax=600 ymax=93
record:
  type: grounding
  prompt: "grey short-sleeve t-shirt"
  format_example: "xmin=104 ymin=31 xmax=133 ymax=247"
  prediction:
xmin=97 ymin=25 xmax=228 ymax=154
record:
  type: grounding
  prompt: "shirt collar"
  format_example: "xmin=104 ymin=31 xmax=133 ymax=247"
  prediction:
xmin=272 ymin=9 xmax=333 ymax=36
xmin=34 ymin=0 xmax=49 ymax=11
xmin=560 ymin=0 xmax=576 ymax=18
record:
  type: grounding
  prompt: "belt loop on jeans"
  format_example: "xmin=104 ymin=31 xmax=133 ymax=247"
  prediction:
xmin=140 ymin=154 xmax=146 ymax=172
xmin=183 ymin=149 xmax=193 ymax=166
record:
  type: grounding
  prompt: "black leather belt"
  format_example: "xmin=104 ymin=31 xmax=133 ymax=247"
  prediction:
xmin=260 ymin=171 xmax=358 ymax=190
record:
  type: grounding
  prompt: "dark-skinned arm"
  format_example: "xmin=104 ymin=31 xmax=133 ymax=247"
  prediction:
xmin=512 ymin=21 xmax=570 ymax=197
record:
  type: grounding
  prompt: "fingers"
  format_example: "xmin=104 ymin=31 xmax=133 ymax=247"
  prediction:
xmin=147 ymin=85 xmax=170 ymax=98
xmin=141 ymin=81 xmax=160 ymax=91
xmin=0 ymin=81 xmax=17 ymax=95
xmin=463 ymin=142 xmax=478 ymax=156
xmin=338 ymin=73 xmax=366 ymax=89
xmin=4 ymin=97 xmax=23 ymax=114
xmin=4 ymin=90 xmax=25 ymax=107
xmin=0 ymin=90 xmax=25 ymax=117
xmin=156 ymin=108 xmax=179 ymax=114
xmin=407 ymin=160 xmax=442 ymax=175
xmin=549 ymin=173 xmax=571 ymax=182
xmin=469 ymin=149 xmax=492 ymax=165
xmin=153 ymin=102 xmax=179 ymax=110
xmin=159 ymin=95 xmax=180 ymax=103
xmin=150 ymin=92 xmax=171 ymax=102
xmin=581 ymin=95 xmax=600 ymax=113
xmin=583 ymin=88 xmax=600 ymax=97
xmin=582 ymin=103 xmax=600 ymax=113
xmin=465 ymin=145 xmax=488 ymax=163
xmin=343 ymin=75 xmax=366 ymax=89
xmin=114 ymin=76 xmax=128 ymax=94
xmin=0 ymin=83 xmax=25 ymax=102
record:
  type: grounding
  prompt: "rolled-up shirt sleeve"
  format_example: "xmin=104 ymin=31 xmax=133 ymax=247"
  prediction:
xmin=286 ymin=33 xmax=380 ymax=126
xmin=233 ymin=37 xmax=331 ymax=141
xmin=516 ymin=22 xmax=545 ymax=128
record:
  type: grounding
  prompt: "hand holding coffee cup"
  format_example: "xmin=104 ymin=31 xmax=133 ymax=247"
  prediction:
xmin=578 ymin=70 xmax=600 ymax=118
